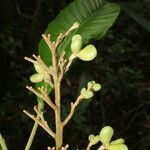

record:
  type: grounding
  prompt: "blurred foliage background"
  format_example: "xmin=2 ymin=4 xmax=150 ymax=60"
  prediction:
xmin=0 ymin=0 xmax=149 ymax=149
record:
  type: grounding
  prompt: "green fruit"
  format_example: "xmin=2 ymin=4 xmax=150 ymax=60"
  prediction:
xmin=71 ymin=34 xmax=83 ymax=53
xmin=108 ymin=144 xmax=128 ymax=150
xmin=84 ymin=91 xmax=94 ymax=99
xmin=34 ymin=64 xmax=44 ymax=74
xmin=91 ymin=81 xmax=96 ymax=84
xmin=110 ymin=138 xmax=125 ymax=145
xmin=88 ymin=134 xmax=95 ymax=141
xmin=80 ymin=88 xmax=87 ymax=96
xmin=93 ymin=83 xmax=101 ymax=91
xmin=72 ymin=34 xmax=82 ymax=41
xmin=99 ymin=126 xmax=114 ymax=144
xmin=30 ymin=73 xmax=44 ymax=83
xmin=87 ymin=81 xmax=93 ymax=89
xmin=77 ymin=45 xmax=97 ymax=61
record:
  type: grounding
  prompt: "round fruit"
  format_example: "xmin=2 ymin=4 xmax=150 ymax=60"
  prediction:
xmin=34 ymin=63 xmax=44 ymax=74
xmin=80 ymin=88 xmax=87 ymax=96
xmin=88 ymin=134 xmax=95 ymax=141
xmin=93 ymin=83 xmax=101 ymax=91
xmin=87 ymin=81 xmax=93 ymax=89
xmin=71 ymin=34 xmax=83 ymax=53
xmin=30 ymin=73 xmax=44 ymax=83
xmin=99 ymin=126 xmax=114 ymax=144
xmin=77 ymin=45 xmax=97 ymax=61
xmin=72 ymin=34 xmax=82 ymax=41
xmin=85 ymin=91 xmax=94 ymax=99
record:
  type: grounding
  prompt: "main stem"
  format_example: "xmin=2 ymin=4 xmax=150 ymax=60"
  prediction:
xmin=52 ymin=51 xmax=63 ymax=150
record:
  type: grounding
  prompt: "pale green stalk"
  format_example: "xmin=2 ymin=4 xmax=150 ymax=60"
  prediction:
xmin=0 ymin=133 xmax=7 ymax=150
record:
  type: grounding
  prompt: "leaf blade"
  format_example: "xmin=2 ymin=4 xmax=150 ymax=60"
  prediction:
xmin=38 ymin=0 xmax=120 ymax=65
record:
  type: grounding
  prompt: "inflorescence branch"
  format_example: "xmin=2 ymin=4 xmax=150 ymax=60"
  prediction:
xmin=62 ymin=95 xmax=84 ymax=127
xmin=24 ymin=22 xmax=82 ymax=148
xmin=23 ymin=110 xmax=55 ymax=138
xmin=26 ymin=86 xmax=56 ymax=110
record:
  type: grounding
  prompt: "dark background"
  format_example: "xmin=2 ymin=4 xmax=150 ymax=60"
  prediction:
xmin=0 ymin=0 xmax=149 ymax=149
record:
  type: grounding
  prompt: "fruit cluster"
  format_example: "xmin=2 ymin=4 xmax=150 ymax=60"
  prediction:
xmin=88 ymin=126 xmax=128 ymax=150
xmin=80 ymin=81 xmax=101 ymax=99
xmin=71 ymin=34 xmax=97 ymax=61
xmin=30 ymin=63 xmax=49 ymax=83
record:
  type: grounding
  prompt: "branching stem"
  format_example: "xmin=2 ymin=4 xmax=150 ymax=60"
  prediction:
xmin=23 ymin=110 xmax=55 ymax=138
xmin=24 ymin=22 xmax=80 ymax=149
xmin=62 ymin=95 xmax=83 ymax=126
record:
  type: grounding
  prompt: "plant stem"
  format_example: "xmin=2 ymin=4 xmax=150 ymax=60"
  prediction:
xmin=25 ymin=118 xmax=39 ymax=150
xmin=0 ymin=133 xmax=7 ymax=150
xmin=52 ymin=47 xmax=63 ymax=150
xmin=25 ymin=102 xmax=44 ymax=150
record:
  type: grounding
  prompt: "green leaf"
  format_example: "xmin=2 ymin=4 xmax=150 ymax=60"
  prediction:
xmin=38 ymin=0 xmax=120 ymax=65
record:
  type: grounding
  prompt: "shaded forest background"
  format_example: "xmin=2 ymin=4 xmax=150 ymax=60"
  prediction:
xmin=0 ymin=0 xmax=149 ymax=149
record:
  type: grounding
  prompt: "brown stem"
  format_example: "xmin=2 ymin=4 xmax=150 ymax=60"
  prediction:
xmin=62 ymin=95 xmax=83 ymax=127
xmin=52 ymin=46 xmax=63 ymax=150
xmin=41 ymin=23 xmax=80 ymax=149
xmin=23 ymin=110 xmax=55 ymax=138
xmin=26 ymin=86 xmax=56 ymax=110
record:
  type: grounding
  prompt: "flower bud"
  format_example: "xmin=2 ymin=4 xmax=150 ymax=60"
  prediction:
xmin=93 ymin=83 xmax=101 ymax=91
xmin=87 ymin=81 xmax=93 ymax=89
xmin=91 ymin=81 xmax=96 ymax=84
xmin=34 ymin=64 xmax=44 ymax=74
xmin=30 ymin=73 xmax=44 ymax=83
xmin=77 ymin=45 xmax=97 ymax=61
xmin=99 ymin=126 xmax=114 ymax=145
xmin=108 ymin=144 xmax=128 ymax=150
xmin=72 ymin=34 xmax=82 ymax=42
xmin=71 ymin=34 xmax=83 ymax=53
xmin=80 ymin=88 xmax=87 ymax=96
xmin=84 ymin=91 xmax=94 ymax=99
xmin=110 ymin=138 xmax=125 ymax=145
xmin=88 ymin=134 xmax=95 ymax=141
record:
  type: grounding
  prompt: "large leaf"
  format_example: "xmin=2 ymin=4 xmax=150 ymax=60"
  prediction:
xmin=38 ymin=0 xmax=120 ymax=65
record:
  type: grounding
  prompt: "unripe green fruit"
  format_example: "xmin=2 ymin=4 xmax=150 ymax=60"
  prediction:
xmin=110 ymin=138 xmax=125 ymax=145
xmin=108 ymin=144 xmax=128 ymax=150
xmin=71 ymin=34 xmax=83 ymax=53
xmin=77 ymin=45 xmax=97 ymax=61
xmin=87 ymin=81 xmax=93 ymax=89
xmin=34 ymin=64 xmax=44 ymax=74
xmin=91 ymin=81 xmax=96 ymax=84
xmin=93 ymin=83 xmax=101 ymax=91
xmin=99 ymin=126 xmax=114 ymax=144
xmin=72 ymin=34 xmax=82 ymax=41
xmin=80 ymin=88 xmax=87 ymax=96
xmin=88 ymin=134 xmax=95 ymax=141
xmin=30 ymin=73 xmax=44 ymax=83
xmin=84 ymin=91 xmax=94 ymax=99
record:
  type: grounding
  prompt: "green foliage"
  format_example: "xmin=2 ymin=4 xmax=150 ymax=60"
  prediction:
xmin=38 ymin=0 xmax=120 ymax=65
xmin=36 ymin=0 xmax=120 ymax=116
